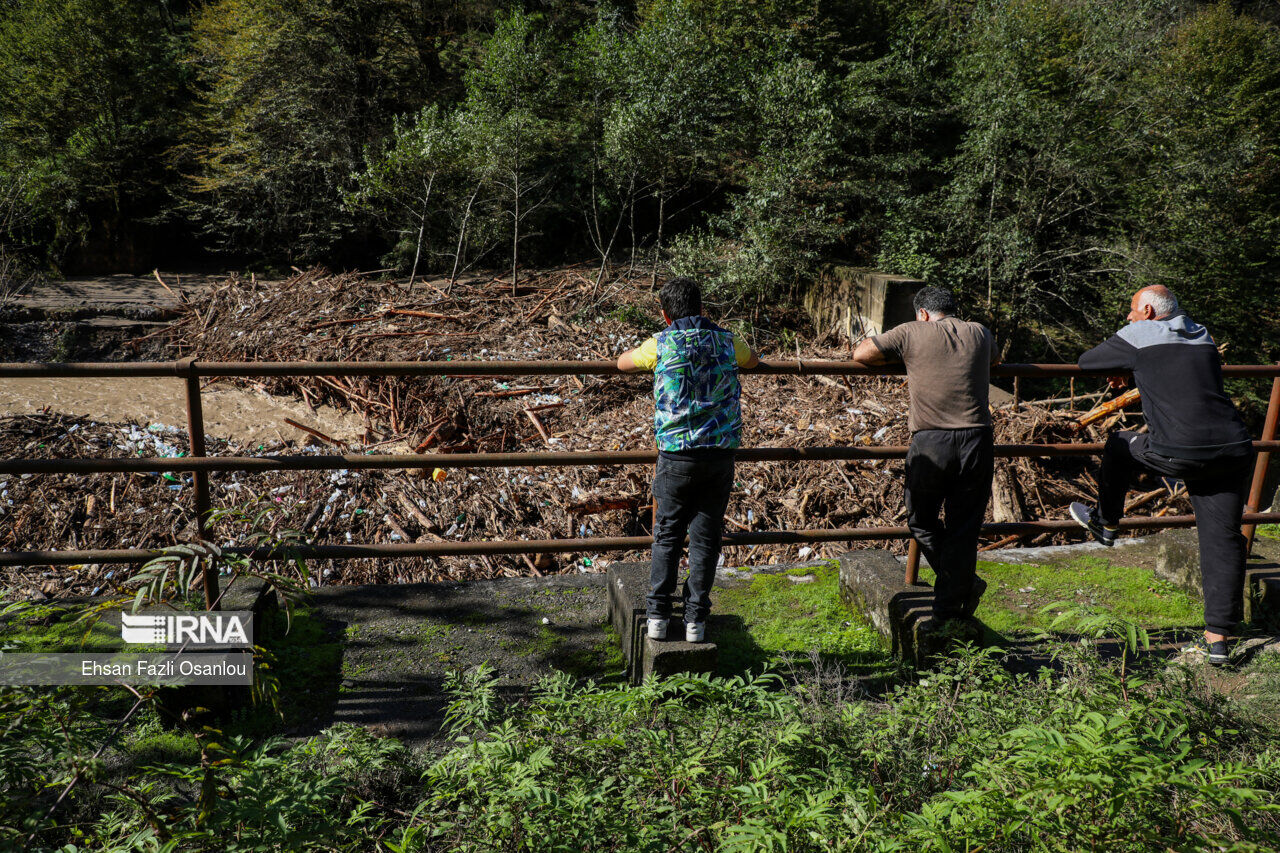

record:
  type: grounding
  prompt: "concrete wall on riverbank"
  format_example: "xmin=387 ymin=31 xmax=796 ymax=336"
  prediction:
xmin=803 ymin=267 xmax=924 ymax=342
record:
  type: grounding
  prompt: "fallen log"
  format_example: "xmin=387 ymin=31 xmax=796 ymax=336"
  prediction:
xmin=282 ymin=418 xmax=341 ymax=447
xmin=1074 ymin=388 xmax=1141 ymax=432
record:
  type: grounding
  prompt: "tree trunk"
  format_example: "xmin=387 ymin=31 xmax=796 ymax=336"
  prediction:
xmin=650 ymin=188 xmax=665 ymax=291
xmin=449 ymin=182 xmax=480 ymax=293
xmin=511 ymin=168 xmax=520 ymax=296
xmin=990 ymin=464 xmax=1025 ymax=523
xmin=594 ymin=172 xmax=633 ymax=295
xmin=407 ymin=174 xmax=434 ymax=294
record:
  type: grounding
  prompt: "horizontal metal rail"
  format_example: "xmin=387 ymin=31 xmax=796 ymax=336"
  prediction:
xmin=4 ymin=358 xmax=1276 ymax=591
xmin=4 ymin=441 xmax=1280 ymax=476
xmin=2 ymin=359 xmax=1279 ymax=379
xmin=2 ymin=512 xmax=1277 ymax=568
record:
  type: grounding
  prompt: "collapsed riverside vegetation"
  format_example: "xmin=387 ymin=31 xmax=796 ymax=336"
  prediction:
xmin=4 ymin=642 xmax=1280 ymax=851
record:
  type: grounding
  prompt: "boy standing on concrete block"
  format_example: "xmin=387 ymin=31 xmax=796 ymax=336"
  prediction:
xmin=617 ymin=277 xmax=759 ymax=643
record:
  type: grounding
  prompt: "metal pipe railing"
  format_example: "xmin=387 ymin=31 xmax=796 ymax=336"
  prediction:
xmin=3 ymin=358 xmax=1278 ymax=596
xmin=3 ymin=441 xmax=1279 ymax=477
xmin=2 ymin=359 xmax=1280 ymax=378
xmin=2 ymin=512 xmax=1276 ymax=568
xmin=1243 ymin=372 xmax=1280 ymax=553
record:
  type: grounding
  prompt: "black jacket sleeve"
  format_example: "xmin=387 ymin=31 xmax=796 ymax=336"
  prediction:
xmin=1078 ymin=334 xmax=1136 ymax=372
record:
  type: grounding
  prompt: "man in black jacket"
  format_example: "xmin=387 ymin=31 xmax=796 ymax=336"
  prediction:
xmin=1070 ymin=285 xmax=1254 ymax=665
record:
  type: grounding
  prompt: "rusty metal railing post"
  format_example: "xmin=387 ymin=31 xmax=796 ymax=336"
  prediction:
xmin=905 ymin=539 xmax=920 ymax=584
xmin=1243 ymin=368 xmax=1280 ymax=556
xmin=179 ymin=357 xmax=218 ymax=610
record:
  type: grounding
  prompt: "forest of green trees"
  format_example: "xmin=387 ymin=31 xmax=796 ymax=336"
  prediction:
xmin=1 ymin=0 xmax=1279 ymax=372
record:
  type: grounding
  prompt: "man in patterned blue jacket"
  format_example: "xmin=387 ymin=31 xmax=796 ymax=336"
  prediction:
xmin=617 ymin=277 xmax=759 ymax=643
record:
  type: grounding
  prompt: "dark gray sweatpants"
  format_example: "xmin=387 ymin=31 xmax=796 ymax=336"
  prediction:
xmin=1096 ymin=430 xmax=1253 ymax=636
xmin=905 ymin=426 xmax=994 ymax=619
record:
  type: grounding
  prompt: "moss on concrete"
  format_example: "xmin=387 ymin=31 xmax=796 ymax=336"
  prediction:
xmin=0 ymin=605 xmax=137 ymax=651
xmin=916 ymin=555 xmax=1203 ymax=638
xmin=714 ymin=562 xmax=890 ymax=674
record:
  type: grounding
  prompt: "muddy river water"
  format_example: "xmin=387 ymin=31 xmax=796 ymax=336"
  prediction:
xmin=0 ymin=377 xmax=365 ymax=446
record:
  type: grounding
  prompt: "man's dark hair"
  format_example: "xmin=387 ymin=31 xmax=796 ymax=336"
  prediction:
xmin=913 ymin=286 xmax=957 ymax=317
xmin=660 ymin=277 xmax=702 ymax=320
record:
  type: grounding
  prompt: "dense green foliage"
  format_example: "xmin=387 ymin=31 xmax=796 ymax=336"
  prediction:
xmin=5 ymin=647 xmax=1280 ymax=851
xmin=2 ymin=0 xmax=1279 ymax=365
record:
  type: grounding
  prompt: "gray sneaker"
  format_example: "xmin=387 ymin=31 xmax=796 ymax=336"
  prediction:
xmin=1069 ymin=502 xmax=1117 ymax=547
xmin=1180 ymin=636 xmax=1229 ymax=666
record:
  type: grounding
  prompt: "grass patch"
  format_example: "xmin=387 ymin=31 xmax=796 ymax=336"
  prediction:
xmin=0 ymin=607 xmax=122 ymax=651
xmin=916 ymin=556 xmax=1202 ymax=638
xmin=1258 ymin=523 xmax=1280 ymax=541
xmin=413 ymin=623 xmax=455 ymax=644
xmin=549 ymin=622 xmax=628 ymax=682
xmin=714 ymin=561 xmax=889 ymax=674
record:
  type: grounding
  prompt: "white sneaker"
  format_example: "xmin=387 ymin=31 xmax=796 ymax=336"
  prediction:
xmin=685 ymin=622 xmax=706 ymax=643
xmin=646 ymin=618 xmax=668 ymax=640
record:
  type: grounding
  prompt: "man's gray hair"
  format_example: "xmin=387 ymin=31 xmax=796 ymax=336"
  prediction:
xmin=1137 ymin=287 xmax=1178 ymax=318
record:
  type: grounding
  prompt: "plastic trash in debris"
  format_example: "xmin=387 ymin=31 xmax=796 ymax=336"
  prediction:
xmin=797 ymin=546 xmax=813 ymax=559
xmin=432 ymin=468 xmax=448 ymax=482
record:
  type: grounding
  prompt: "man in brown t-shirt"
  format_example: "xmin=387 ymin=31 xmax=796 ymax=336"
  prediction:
xmin=852 ymin=286 xmax=996 ymax=623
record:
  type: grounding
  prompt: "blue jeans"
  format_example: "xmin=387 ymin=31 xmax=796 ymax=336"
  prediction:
xmin=647 ymin=452 xmax=734 ymax=623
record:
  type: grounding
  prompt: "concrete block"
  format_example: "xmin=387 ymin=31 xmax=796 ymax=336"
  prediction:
xmin=803 ymin=266 xmax=923 ymax=341
xmin=838 ymin=549 xmax=949 ymax=665
xmin=1152 ymin=528 xmax=1202 ymax=594
xmin=642 ymin=636 xmax=719 ymax=681
xmin=1245 ymin=564 xmax=1280 ymax=626
xmin=606 ymin=562 xmax=717 ymax=683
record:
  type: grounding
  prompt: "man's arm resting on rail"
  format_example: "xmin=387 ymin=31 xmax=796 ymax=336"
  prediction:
xmin=1078 ymin=334 xmax=1136 ymax=389
xmin=851 ymin=338 xmax=890 ymax=366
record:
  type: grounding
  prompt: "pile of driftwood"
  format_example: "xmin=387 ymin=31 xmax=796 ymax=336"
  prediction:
xmin=1 ymin=268 xmax=1192 ymax=598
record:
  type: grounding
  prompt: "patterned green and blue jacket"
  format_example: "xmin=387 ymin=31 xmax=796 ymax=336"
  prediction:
xmin=632 ymin=315 xmax=751 ymax=453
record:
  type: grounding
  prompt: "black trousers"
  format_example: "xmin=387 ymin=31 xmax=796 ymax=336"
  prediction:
xmin=647 ymin=453 xmax=734 ymax=623
xmin=1096 ymin=430 xmax=1253 ymax=636
xmin=905 ymin=427 xmax=994 ymax=619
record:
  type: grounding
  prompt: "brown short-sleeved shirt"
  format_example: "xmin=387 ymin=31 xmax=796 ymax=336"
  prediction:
xmin=870 ymin=317 xmax=994 ymax=433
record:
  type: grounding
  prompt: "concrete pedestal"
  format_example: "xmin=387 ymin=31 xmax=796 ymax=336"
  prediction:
xmin=606 ymin=562 xmax=718 ymax=683
xmin=837 ymin=550 xmax=978 ymax=665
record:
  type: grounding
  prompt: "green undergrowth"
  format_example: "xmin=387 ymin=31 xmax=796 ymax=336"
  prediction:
xmin=8 ymin=643 xmax=1280 ymax=852
xmin=1259 ymin=524 xmax=1280 ymax=541
xmin=0 ymin=604 xmax=123 ymax=652
xmin=714 ymin=562 xmax=890 ymax=675
xmin=918 ymin=556 xmax=1203 ymax=638
xmin=231 ymin=607 xmax=342 ymax=737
